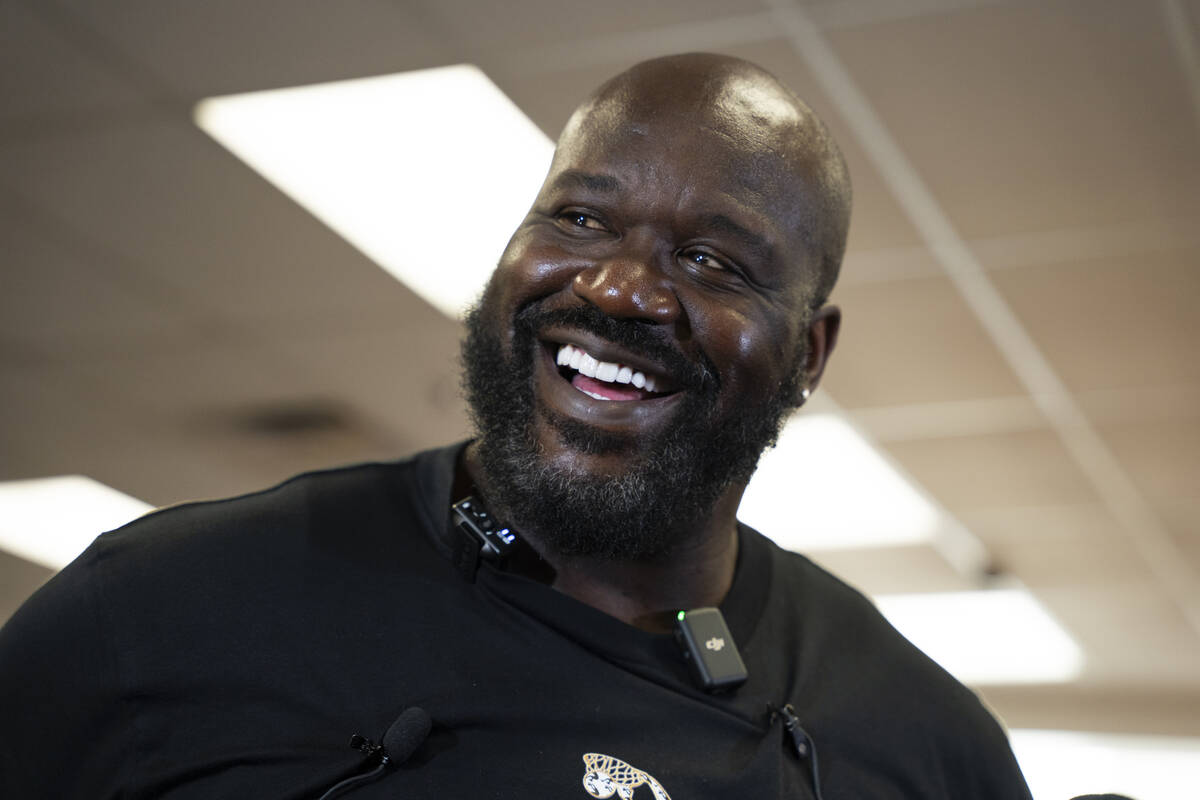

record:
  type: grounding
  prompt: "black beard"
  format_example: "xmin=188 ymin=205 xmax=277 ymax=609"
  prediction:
xmin=461 ymin=299 xmax=806 ymax=563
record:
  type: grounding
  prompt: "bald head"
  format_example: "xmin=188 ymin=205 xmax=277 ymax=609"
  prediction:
xmin=554 ymin=53 xmax=851 ymax=308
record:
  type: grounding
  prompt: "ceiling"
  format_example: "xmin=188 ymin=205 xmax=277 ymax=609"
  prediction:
xmin=2 ymin=0 xmax=1199 ymax=736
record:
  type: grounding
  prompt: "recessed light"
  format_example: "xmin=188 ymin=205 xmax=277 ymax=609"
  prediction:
xmin=739 ymin=413 xmax=943 ymax=551
xmin=874 ymin=588 xmax=1084 ymax=684
xmin=194 ymin=64 xmax=554 ymax=318
xmin=0 ymin=476 xmax=153 ymax=570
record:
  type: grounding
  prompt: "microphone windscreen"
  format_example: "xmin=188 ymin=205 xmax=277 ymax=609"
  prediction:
xmin=383 ymin=707 xmax=432 ymax=764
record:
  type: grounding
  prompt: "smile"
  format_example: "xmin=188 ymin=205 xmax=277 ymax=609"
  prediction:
xmin=553 ymin=343 xmax=674 ymax=402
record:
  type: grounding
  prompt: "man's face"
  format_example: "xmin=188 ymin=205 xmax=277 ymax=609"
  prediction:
xmin=463 ymin=94 xmax=823 ymax=560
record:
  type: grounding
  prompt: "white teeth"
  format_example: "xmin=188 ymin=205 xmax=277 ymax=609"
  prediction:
xmin=554 ymin=342 xmax=661 ymax=393
xmin=580 ymin=389 xmax=611 ymax=401
xmin=595 ymin=361 xmax=619 ymax=382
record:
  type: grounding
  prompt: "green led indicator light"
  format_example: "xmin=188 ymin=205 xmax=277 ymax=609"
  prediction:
xmin=677 ymin=611 xmax=686 ymax=621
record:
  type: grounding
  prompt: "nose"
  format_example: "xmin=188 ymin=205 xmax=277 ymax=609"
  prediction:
xmin=571 ymin=239 xmax=682 ymax=324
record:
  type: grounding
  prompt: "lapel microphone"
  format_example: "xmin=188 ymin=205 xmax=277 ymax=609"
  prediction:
xmin=317 ymin=706 xmax=432 ymax=800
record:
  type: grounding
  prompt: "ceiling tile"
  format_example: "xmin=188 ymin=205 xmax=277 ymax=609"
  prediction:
xmin=807 ymin=543 xmax=979 ymax=596
xmin=53 ymin=0 xmax=455 ymax=97
xmin=259 ymin=317 xmax=472 ymax=456
xmin=1037 ymin=581 xmax=1200 ymax=685
xmin=0 ymin=336 xmax=397 ymax=506
xmin=0 ymin=200 xmax=208 ymax=363
xmin=0 ymin=365 xmax=136 ymax=485
xmin=0 ymin=118 xmax=432 ymax=331
xmin=821 ymin=274 xmax=1024 ymax=407
xmin=1158 ymin=500 xmax=1200 ymax=574
xmin=958 ymin=504 xmax=1150 ymax=589
xmin=426 ymin=0 xmax=758 ymax=54
xmin=0 ymin=1 xmax=148 ymax=126
xmin=992 ymin=250 xmax=1200 ymax=393
xmin=1076 ymin=384 xmax=1200 ymax=426
xmin=826 ymin=1 xmax=1200 ymax=238
xmin=1096 ymin=418 xmax=1200 ymax=503
xmin=884 ymin=428 xmax=1097 ymax=511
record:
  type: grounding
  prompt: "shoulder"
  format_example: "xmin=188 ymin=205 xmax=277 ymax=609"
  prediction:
xmin=766 ymin=536 xmax=981 ymax=709
xmin=0 ymin=444 xmax=463 ymax=796
xmin=3 ymin=443 xmax=460 ymax=651
xmin=751 ymin=532 xmax=1029 ymax=794
xmin=87 ymin=445 xmax=455 ymax=574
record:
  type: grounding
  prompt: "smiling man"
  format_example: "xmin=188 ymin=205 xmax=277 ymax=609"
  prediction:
xmin=0 ymin=54 xmax=1032 ymax=798
xmin=459 ymin=54 xmax=845 ymax=630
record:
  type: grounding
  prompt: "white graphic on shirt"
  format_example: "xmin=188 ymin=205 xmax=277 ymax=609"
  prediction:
xmin=581 ymin=752 xmax=672 ymax=800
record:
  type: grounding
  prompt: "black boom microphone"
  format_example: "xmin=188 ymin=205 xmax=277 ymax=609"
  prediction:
xmin=317 ymin=707 xmax=432 ymax=800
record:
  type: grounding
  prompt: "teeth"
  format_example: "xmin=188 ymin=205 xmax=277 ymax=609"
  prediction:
xmin=554 ymin=343 xmax=661 ymax=393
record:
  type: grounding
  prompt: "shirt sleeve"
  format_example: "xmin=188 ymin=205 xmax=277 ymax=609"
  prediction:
xmin=0 ymin=541 xmax=134 ymax=798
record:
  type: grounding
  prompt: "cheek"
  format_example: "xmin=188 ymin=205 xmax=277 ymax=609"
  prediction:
xmin=493 ymin=230 xmax=585 ymax=307
xmin=693 ymin=305 xmax=799 ymax=395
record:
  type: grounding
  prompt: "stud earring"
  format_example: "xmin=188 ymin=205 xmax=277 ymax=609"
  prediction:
xmin=800 ymin=388 xmax=811 ymax=402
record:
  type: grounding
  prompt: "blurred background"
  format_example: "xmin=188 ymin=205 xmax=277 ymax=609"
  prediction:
xmin=2 ymin=1 xmax=1198 ymax=796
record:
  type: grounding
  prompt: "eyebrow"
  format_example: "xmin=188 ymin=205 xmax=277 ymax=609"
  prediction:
xmin=550 ymin=169 xmax=621 ymax=194
xmin=701 ymin=213 xmax=774 ymax=262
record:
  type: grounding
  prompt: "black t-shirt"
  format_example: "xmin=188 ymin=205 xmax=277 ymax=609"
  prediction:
xmin=0 ymin=443 xmax=1031 ymax=798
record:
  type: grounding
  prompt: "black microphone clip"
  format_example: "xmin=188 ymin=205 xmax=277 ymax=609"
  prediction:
xmin=348 ymin=733 xmax=388 ymax=765
xmin=319 ymin=707 xmax=432 ymax=800
xmin=452 ymin=496 xmax=518 ymax=562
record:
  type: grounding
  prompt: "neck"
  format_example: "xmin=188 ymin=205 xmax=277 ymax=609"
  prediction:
xmin=461 ymin=443 xmax=743 ymax=633
xmin=549 ymin=517 xmax=740 ymax=633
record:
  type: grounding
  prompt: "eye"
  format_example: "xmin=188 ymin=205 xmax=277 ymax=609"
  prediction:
xmin=681 ymin=248 xmax=733 ymax=273
xmin=556 ymin=210 xmax=608 ymax=231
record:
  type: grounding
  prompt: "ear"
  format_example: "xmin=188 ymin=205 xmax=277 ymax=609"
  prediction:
xmin=794 ymin=304 xmax=840 ymax=405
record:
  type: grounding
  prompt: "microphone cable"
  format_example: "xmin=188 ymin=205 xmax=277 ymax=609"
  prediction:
xmin=771 ymin=703 xmax=825 ymax=800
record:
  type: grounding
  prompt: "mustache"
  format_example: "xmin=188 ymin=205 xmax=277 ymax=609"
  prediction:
xmin=514 ymin=303 xmax=718 ymax=394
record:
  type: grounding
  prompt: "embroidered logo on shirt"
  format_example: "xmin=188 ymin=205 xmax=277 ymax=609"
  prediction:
xmin=581 ymin=752 xmax=672 ymax=800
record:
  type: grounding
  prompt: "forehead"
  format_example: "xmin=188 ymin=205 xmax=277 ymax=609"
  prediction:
xmin=546 ymin=101 xmax=821 ymax=262
xmin=560 ymin=89 xmax=800 ymax=179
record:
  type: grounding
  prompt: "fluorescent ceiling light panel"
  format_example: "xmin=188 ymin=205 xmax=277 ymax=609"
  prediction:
xmin=738 ymin=413 xmax=942 ymax=550
xmin=1010 ymin=729 xmax=1200 ymax=800
xmin=0 ymin=476 xmax=154 ymax=570
xmin=874 ymin=588 xmax=1084 ymax=684
xmin=194 ymin=65 xmax=554 ymax=318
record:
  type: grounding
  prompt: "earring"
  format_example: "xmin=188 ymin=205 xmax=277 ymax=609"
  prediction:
xmin=800 ymin=388 xmax=811 ymax=402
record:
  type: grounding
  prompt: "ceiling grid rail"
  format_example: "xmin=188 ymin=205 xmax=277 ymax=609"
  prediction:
xmin=1163 ymin=0 xmax=1200 ymax=135
xmin=765 ymin=0 xmax=1200 ymax=637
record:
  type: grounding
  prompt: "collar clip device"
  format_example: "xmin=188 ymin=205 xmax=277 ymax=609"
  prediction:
xmin=674 ymin=607 xmax=748 ymax=692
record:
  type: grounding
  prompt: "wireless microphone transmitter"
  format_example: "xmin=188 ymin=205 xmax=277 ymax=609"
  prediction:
xmin=451 ymin=496 xmax=517 ymax=562
xmin=675 ymin=607 xmax=748 ymax=692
